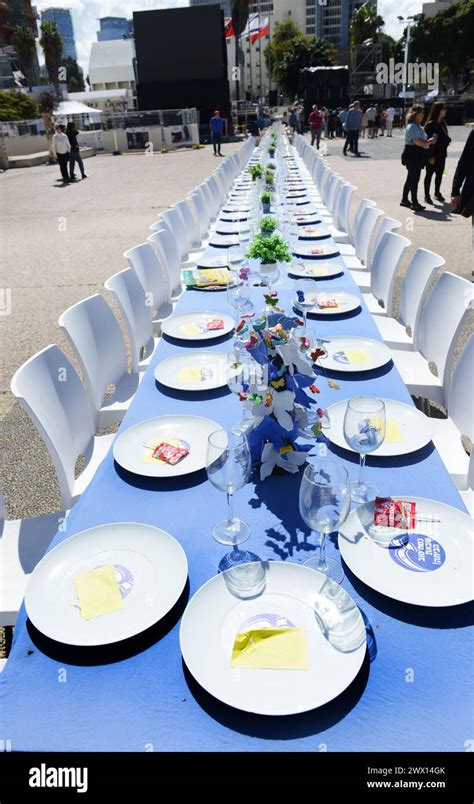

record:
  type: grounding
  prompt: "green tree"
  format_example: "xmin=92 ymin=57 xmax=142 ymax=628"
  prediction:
xmin=264 ymin=18 xmax=303 ymax=79
xmin=61 ymin=57 xmax=85 ymax=92
xmin=38 ymin=90 xmax=57 ymax=160
xmin=267 ymin=24 xmax=335 ymax=99
xmin=350 ymin=1 xmax=385 ymax=46
xmin=409 ymin=0 xmax=474 ymax=90
xmin=13 ymin=26 xmax=37 ymax=89
xmin=39 ymin=21 xmax=63 ymax=89
xmin=231 ymin=0 xmax=250 ymax=101
xmin=0 ymin=90 xmax=39 ymax=121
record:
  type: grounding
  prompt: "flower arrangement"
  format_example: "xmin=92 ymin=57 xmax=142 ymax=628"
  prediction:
xmin=235 ymin=304 xmax=325 ymax=479
xmin=246 ymin=232 xmax=291 ymax=265
xmin=248 ymin=163 xmax=263 ymax=181
xmin=260 ymin=214 xmax=277 ymax=234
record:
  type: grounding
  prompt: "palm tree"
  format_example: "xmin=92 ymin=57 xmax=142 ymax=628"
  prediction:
xmin=38 ymin=91 xmax=57 ymax=163
xmin=13 ymin=26 xmax=37 ymax=89
xmin=231 ymin=0 xmax=250 ymax=101
xmin=350 ymin=2 xmax=385 ymax=46
xmin=39 ymin=21 xmax=63 ymax=90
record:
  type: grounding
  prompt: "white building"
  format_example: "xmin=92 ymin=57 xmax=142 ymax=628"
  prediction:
xmin=88 ymin=39 xmax=136 ymax=95
xmin=422 ymin=0 xmax=456 ymax=17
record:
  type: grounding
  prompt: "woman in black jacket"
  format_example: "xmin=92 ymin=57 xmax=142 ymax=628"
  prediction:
xmin=451 ymin=130 xmax=474 ymax=245
xmin=66 ymin=122 xmax=87 ymax=181
xmin=424 ymin=102 xmax=451 ymax=203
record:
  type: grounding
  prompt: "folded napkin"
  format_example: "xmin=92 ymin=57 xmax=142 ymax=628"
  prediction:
xmin=369 ymin=417 xmax=403 ymax=442
xmin=179 ymin=322 xmax=204 ymax=336
xmin=178 ymin=366 xmax=203 ymax=384
xmin=231 ymin=627 xmax=308 ymax=670
xmin=344 ymin=349 xmax=371 ymax=365
xmin=75 ymin=564 xmax=124 ymax=620
xmin=184 ymin=268 xmax=229 ymax=288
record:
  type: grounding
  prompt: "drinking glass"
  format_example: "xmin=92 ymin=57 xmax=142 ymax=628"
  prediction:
xmin=293 ymin=279 xmax=317 ymax=335
xmin=206 ymin=426 xmax=252 ymax=546
xmin=343 ymin=397 xmax=386 ymax=503
xmin=300 ymin=461 xmax=351 ymax=584
xmin=226 ymin=351 xmax=264 ymax=420
xmin=227 ymin=270 xmax=250 ymax=326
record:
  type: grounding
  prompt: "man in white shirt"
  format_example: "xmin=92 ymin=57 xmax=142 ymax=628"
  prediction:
xmin=51 ymin=124 xmax=71 ymax=183
xmin=366 ymin=105 xmax=376 ymax=138
xmin=386 ymin=106 xmax=395 ymax=137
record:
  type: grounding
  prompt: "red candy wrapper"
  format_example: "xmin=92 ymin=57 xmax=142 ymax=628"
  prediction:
xmin=152 ymin=442 xmax=189 ymax=465
xmin=317 ymin=299 xmax=338 ymax=309
xmin=311 ymin=248 xmax=324 ymax=255
xmin=206 ymin=319 xmax=224 ymax=331
xmin=374 ymin=497 xmax=416 ymax=529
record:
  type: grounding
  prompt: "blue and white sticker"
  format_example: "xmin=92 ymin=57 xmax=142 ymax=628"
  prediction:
xmin=389 ymin=533 xmax=446 ymax=573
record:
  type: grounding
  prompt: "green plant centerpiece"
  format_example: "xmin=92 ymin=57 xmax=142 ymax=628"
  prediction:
xmin=260 ymin=189 xmax=272 ymax=213
xmin=260 ymin=215 xmax=277 ymax=235
xmin=246 ymin=232 xmax=291 ymax=267
xmin=268 ymin=146 xmax=276 ymax=158
xmin=265 ymin=170 xmax=275 ymax=188
xmin=248 ymin=163 xmax=263 ymax=181
xmin=267 ymin=161 xmax=276 ymax=171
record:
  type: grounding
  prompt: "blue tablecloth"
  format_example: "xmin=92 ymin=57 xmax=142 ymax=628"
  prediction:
xmin=1 ymin=159 xmax=472 ymax=753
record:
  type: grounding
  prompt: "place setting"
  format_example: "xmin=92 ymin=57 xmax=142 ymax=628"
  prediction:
xmin=293 ymin=282 xmax=362 ymax=318
xmin=288 ymin=260 xmax=344 ymax=280
xmin=161 ymin=311 xmax=235 ymax=341
xmin=292 ymin=242 xmax=341 ymax=260
xmin=154 ymin=351 xmax=229 ymax=392
xmin=316 ymin=336 xmax=393 ymax=373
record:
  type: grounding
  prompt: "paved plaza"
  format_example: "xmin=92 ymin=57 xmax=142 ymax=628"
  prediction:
xmin=0 ymin=130 xmax=472 ymax=519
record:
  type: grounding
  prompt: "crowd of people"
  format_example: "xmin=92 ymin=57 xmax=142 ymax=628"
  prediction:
xmin=283 ymin=102 xmax=397 ymax=147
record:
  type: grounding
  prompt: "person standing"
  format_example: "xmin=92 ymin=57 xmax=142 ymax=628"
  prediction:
xmin=327 ymin=109 xmax=336 ymax=139
xmin=209 ymin=110 xmax=224 ymax=156
xmin=343 ymin=101 xmax=362 ymax=157
xmin=298 ymin=106 xmax=305 ymax=135
xmin=386 ymin=105 xmax=395 ymax=137
xmin=400 ymin=105 xmax=436 ymax=212
xmin=451 ymin=130 xmax=474 ymax=245
xmin=423 ymin=102 xmax=451 ymax=203
xmin=51 ymin=124 xmax=71 ymax=183
xmin=66 ymin=122 xmax=87 ymax=181
xmin=380 ymin=106 xmax=387 ymax=136
xmin=308 ymin=104 xmax=323 ymax=149
xmin=361 ymin=105 xmax=369 ymax=138
xmin=289 ymin=108 xmax=297 ymax=132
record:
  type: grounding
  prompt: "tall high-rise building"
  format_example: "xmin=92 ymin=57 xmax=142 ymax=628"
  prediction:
xmin=0 ymin=1 xmax=40 ymax=88
xmin=189 ymin=0 xmax=232 ymax=17
xmin=97 ymin=16 xmax=133 ymax=42
xmin=422 ymin=0 xmax=455 ymax=16
xmin=314 ymin=0 xmax=378 ymax=49
xmin=41 ymin=7 xmax=77 ymax=61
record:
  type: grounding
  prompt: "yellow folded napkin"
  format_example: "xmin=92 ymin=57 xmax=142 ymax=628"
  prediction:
xmin=178 ymin=366 xmax=202 ymax=384
xmin=195 ymin=268 xmax=229 ymax=287
xmin=180 ymin=322 xmax=203 ymax=337
xmin=344 ymin=349 xmax=371 ymax=365
xmin=75 ymin=564 xmax=124 ymax=620
xmin=369 ymin=417 xmax=403 ymax=442
xmin=231 ymin=627 xmax=308 ymax=670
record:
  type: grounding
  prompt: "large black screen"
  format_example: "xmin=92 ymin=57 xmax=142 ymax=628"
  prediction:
xmin=134 ymin=6 xmax=226 ymax=85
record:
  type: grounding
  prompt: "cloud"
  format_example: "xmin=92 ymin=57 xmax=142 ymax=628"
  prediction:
xmin=378 ymin=0 xmax=425 ymax=39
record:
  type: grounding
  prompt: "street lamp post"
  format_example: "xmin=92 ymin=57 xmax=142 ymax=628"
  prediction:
xmin=397 ymin=15 xmax=415 ymax=118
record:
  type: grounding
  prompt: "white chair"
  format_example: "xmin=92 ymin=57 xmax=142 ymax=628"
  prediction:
xmin=342 ymin=206 xmax=384 ymax=275
xmin=372 ymin=248 xmax=444 ymax=350
xmin=459 ymin=452 xmax=474 ymax=514
xmin=58 ymin=294 xmax=141 ymax=430
xmin=367 ymin=217 xmax=402 ymax=272
xmin=104 ymin=268 xmax=156 ymax=373
xmin=147 ymin=227 xmax=183 ymax=298
xmin=359 ymin=231 xmax=411 ymax=312
xmin=174 ymin=199 xmax=202 ymax=250
xmin=431 ymin=335 xmax=474 ymax=488
xmin=189 ymin=190 xmax=211 ymax=238
xmin=160 ymin=208 xmax=189 ymax=260
xmin=10 ymin=345 xmax=114 ymax=511
xmin=390 ymin=273 xmax=473 ymax=407
xmin=329 ymin=183 xmax=356 ymax=242
xmin=0 ymin=488 xmax=64 ymax=627
xmin=349 ymin=197 xmax=377 ymax=246
xmin=124 ymin=242 xmax=173 ymax=333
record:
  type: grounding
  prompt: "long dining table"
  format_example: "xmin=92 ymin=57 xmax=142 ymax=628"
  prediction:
xmin=0 ymin=146 xmax=472 ymax=753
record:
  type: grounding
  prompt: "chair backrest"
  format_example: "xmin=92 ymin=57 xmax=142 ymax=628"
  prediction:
xmin=188 ymin=190 xmax=209 ymax=237
xmin=147 ymin=227 xmax=181 ymax=296
xmin=104 ymin=268 xmax=154 ymax=373
xmin=367 ymin=216 xmax=401 ymax=271
xmin=58 ymin=294 xmax=128 ymax=426
xmin=160 ymin=208 xmax=187 ymax=258
xmin=417 ymin=272 xmax=473 ymax=391
xmin=11 ymin=345 xmax=95 ymax=509
xmin=370 ymin=231 xmax=411 ymax=314
xmin=325 ymin=173 xmax=341 ymax=213
xmin=446 ymin=334 xmax=474 ymax=440
xmin=399 ymin=248 xmax=445 ymax=341
xmin=353 ymin=205 xmax=384 ymax=265
xmin=123 ymin=242 xmax=171 ymax=313
xmin=351 ymin=197 xmax=377 ymax=244
xmin=333 ymin=182 xmax=355 ymax=234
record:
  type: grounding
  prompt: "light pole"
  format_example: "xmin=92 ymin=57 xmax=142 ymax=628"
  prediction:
xmin=397 ymin=15 xmax=415 ymax=118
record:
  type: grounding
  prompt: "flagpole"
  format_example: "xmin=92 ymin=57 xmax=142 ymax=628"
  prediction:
xmin=258 ymin=1 xmax=263 ymax=103
xmin=249 ymin=30 xmax=253 ymax=100
xmin=268 ymin=12 xmax=271 ymax=104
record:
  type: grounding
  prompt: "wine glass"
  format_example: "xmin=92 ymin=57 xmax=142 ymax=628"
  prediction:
xmin=259 ymin=262 xmax=280 ymax=325
xmin=206 ymin=427 xmax=253 ymax=570
xmin=343 ymin=397 xmax=386 ymax=503
xmin=226 ymin=351 xmax=263 ymax=420
xmin=227 ymin=270 xmax=250 ymax=327
xmin=300 ymin=461 xmax=351 ymax=584
xmin=293 ymin=279 xmax=317 ymax=336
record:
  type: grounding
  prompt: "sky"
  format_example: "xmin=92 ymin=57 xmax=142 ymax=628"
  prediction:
xmin=33 ymin=0 xmax=428 ymax=77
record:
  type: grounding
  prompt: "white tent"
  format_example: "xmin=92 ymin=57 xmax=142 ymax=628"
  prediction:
xmin=53 ymin=101 xmax=102 ymax=118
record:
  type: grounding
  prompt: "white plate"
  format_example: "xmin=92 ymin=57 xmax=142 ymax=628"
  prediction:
xmin=196 ymin=254 xmax=229 ymax=267
xmin=222 ymin=205 xmax=251 ymax=213
xmin=220 ymin=212 xmax=249 ymax=222
xmin=289 ymin=261 xmax=343 ymax=279
xmin=339 ymin=498 xmax=473 ymax=607
xmin=113 ymin=414 xmax=220 ymax=477
xmin=216 ymin=223 xmax=250 ymax=235
xmin=307 ymin=291 xmax=361 ymax=315
xmin=325 ymin=398 xmax=433 ymax=456
xmin=161 ymin=311 xmax=234 ymax=341
xmin=25 ymin=522 xmax=188 ymax=646
xmin=286 ymin=192 xmax=308 ymax=199
xmin=295 ymin=214 xmax=322 ymax=226
xmin=292 ymin=243 xmax=340 ymax=259
xmin=206 ymin=237 xmax=240 ymax=250
xmin=154 ymin=351 xmax=228 ymax=391
xmin=319 ymin=336 xmax=392 ymax=373
xmin=180 ymin=561 xmax=366 ymax=716
xmin=297 ymin=226 xmax=331 ymax=241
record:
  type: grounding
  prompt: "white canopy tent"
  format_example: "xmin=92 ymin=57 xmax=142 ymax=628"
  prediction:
xmin=53 ymin=101 xmax=102 ymax=120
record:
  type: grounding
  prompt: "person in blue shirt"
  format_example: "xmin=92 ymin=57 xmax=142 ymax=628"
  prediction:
xmin=343 ymin=101 xmax=362 ymax=157
xmin=209 ymin=110 xmax=224 ymax=156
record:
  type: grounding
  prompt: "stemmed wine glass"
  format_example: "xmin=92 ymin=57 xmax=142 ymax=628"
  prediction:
xmin=226 ymin=350 xmax=264 ymax=422
xmin=227 ymin=270 xmax=250 ymax=327
xmin=293 ymin=279 xmax=317 ymax=336
xmin=343 ymin=397 xmax=386 ymax=503
xmin=300 ymin=460 xmax=351 ymax=584
xmin=258 ymin=262 xmax=280 ymax=325
xmin=206 ymin=426 xmax=256 ymax=571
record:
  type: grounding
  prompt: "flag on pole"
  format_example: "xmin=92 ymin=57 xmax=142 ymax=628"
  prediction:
xmin=224 ymin=18 xmax=234 ymax=38
xmin=251 ymin=17 xmax=270 ymax=45
xmin=240 ymin=13 xmax=259 ymax=39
